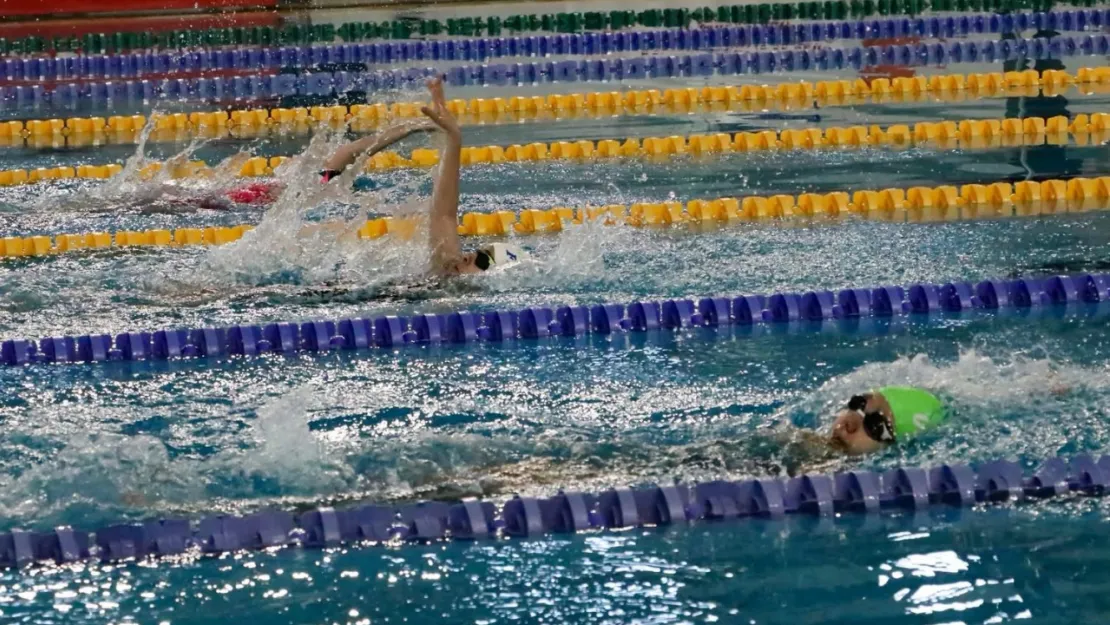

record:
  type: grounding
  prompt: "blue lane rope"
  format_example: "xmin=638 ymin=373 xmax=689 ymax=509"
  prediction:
xmin=4 ymin=31 xmax=1108 ymax=110
xmin=3 ymin=272 xmax=1108 ymax=367
xmin=0 ymin=452 xmax=1105 ymax=569
xmin=2 ymin=7 xmax=1103 ymax=82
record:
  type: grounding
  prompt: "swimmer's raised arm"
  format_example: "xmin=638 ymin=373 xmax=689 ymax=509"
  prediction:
xmin=219 ymin=151 xmax=253 ymax=174
xmin=421 ymin=76 xmax=474 ymax=275
xmin=321 ymin=119 xmax=435 ymax=176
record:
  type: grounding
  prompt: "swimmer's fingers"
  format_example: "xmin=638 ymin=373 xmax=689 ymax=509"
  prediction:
xmin=420 ymin=105 xmax=445 ymax=126
xmin=421 ymin=105 xmax=459 ymax=136
xmin=382 ymin=118 xmax=437 ymax=139
xmin=404 ymin=118 xmax=439 ymax=134
xmin=426 ymin=75 xmax=447 ymax=109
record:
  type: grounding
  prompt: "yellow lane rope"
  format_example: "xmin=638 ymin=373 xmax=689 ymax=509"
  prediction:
xmin=4 ymin=176 xmax=1108 ymax=258
xmin=3 ymin=109 xmax=1109 ymax=186
xmin=2 ymin=67 xmax=1109 ymax=150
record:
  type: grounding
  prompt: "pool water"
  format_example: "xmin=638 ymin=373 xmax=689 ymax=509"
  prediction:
xmin=3 ymin=501 xmax=1110 ymax=624
xmin=3 ymin=15 xmax=1110 ymax=624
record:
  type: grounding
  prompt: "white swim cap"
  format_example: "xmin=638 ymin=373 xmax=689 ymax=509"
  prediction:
xmin=488 ymin=242 xmax=529 ymax=266
xmin=473 ymin=243 xmax=530 ymax=271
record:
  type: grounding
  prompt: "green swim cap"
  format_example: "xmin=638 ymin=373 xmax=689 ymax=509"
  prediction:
xmin=880 ymin=386 xmax=946 ymax=438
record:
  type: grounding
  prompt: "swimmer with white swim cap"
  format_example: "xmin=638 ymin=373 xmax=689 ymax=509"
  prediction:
xmin=267 ymin=76 xmax=530 ymax=276
xmin=419 ymin=75 xmax=529 ymax=276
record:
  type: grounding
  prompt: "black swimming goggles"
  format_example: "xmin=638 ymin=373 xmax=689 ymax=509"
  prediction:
xmin=473 ymin=248 xmax=493 ymax=271
xmin=847 ymin=395 xmax=896 ymax=443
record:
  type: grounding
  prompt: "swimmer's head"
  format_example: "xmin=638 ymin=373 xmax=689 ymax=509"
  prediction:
xmin=829 ymin=395 xmax=895 ymax=455
xmin=227 ymin=182 xmax=282 ymax=205
xmin=456 ymin=243 xmax=529 ymax=274
xmin=449 ymin=249 xmax=487 ymax=274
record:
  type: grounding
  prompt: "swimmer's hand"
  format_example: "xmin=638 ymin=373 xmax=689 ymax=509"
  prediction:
xmin=1045 ymin=372 xmax=1073 ymax=396
xmin=384 ymin=118 xmax=438 ymax=136
xmin=420 ymin=76 xmax=461 ymax=140
xmin=372 ymin=119 xmax=438 ymax=148
xmin=221 ymin=151 xmax=253 ymax=173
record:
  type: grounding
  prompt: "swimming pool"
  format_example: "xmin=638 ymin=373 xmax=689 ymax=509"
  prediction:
xmin=5 ymin=2 xmax=1110 ymax=622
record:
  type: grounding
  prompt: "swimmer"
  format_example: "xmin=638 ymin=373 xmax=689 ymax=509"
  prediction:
xmin=828 ymin=379 xmax=1073 ymax=456
xmin=379 ymin=387 xmax=944 ymax=500
xmin=234 ymin=77 xmax=531 ymax=275
xmin=233 ymin=76 xmax=529 ymax=276
xmin=418 ymin=74 xmax=528 ymax=276
xmin=827 ymin=386 xmax=947 ymax=455
xmin=222 ymin=118 xmax=437 ymax=206
xmin=79 ymin=119 xmax=433 ymax=215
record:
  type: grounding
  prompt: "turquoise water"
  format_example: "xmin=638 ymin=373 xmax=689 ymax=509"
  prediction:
xmin=4 ymin=502 xmax=1110 ymax=624
xmin=4 ymin=306 xmax=1110 ymax=528
xmin=4 ymin=51 xmax=1110 ymax=623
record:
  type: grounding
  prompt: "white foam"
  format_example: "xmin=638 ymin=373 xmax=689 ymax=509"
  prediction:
xmin=477 ymin=218 xmax=643 ymax=293
xmin=233 ymin=387 xmax=355 ymax=493
xmin=192 ymin=123 xmax=445 ymax=289
xmin=0 ymin=390 xmax=360 ymax=525
xmin=0 ymin=431 xmax=201 ymax=524
xmin=799 ymin=349 xmax=1110 ymax=420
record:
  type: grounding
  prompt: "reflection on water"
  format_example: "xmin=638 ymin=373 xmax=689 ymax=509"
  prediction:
xmin=7 ymin=207 xmax=1110 ymax=340
xmin=1002 ymin=30 xmax=1085 ymax=186
xmin=0 ymin=502 xmax=1102 ymax=624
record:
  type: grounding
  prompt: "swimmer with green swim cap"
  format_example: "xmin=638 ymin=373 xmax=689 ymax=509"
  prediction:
xmin=828 ymin=386 xmax=948 ymax=455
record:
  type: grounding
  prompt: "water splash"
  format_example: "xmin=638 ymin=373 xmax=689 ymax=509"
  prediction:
xmin=100 ymin=110 xmax=167 ymax=197
xmin=480 ymin=220 xmax=637 ymax=294
xmin=192 ymin=118 xmax=452 ymax=284
xmin=215 ymin=387 xmax=356 ymax=496
xmin=0 ymin=431 xmax=201 ymax=529
xmin=26 ymin=114 xmax=249 ymax=215
xmin=4 ymin=349 xmax=1110 ymax=527
xmin=783 ymin=349 xmax=1110 ymax=471
xmin=0 ymin=390 xmax=356 ymax=529
xmin=796 ymin=349 xmax=1110 ymax=422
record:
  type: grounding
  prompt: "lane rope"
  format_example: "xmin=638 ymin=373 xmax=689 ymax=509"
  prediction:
xmin=4 ymin=66 xmax=1109 ymax=149
xmin=3 ymin=33 xmax=1104 ymax=109
xmin=3 ymin=0 xmax=1103 ymax=59
xmin=3 ymin=175 xmax=1109 ymax=259
xmin=2 ymin=108 xmax=1108 ymax=195
xmin=2 ymin=7 xmax=1104 ymax=88
xmin=0 ymin=451 xmax=1102 ymax=569
xmin=4 ymin=104 xmax=1110 ymax=187
xmin=1 ymin=257 xmax=1108 ymax=365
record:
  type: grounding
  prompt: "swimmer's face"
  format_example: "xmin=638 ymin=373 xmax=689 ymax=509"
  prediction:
xmin=829 ymin=409 xmax=885 ymax=455
xmin=450 ymin=251 xmax=484 ymax=275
